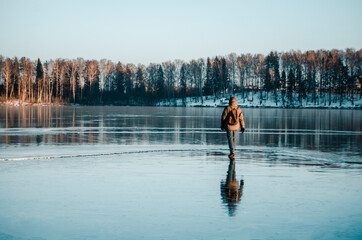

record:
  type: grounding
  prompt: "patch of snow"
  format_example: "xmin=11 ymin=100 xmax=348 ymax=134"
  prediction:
xmin=158 ymin=92 xmax=362 ymax=109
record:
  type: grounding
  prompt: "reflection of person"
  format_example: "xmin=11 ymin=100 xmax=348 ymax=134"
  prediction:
xmin=220 ymin=158 xmax=244 ymax=217
xmin=221 ymin=97 xmax=245 ymax=158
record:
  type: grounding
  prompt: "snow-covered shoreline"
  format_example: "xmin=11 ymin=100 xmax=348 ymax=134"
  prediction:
xmin=0 ymin=100 xmax=64 ymax=107
xmin=158 ymin=92 xmax=362 ymax=109
xmin=1 ymin=92 xmax=362 ymax=109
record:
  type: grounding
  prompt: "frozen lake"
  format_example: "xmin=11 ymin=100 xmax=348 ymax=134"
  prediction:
xmin=0 ymin=106 xmax=362 ymax=239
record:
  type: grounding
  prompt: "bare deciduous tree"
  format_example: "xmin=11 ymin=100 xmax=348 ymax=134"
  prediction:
xmin=2 ymin=58 xmax=12 ymax=101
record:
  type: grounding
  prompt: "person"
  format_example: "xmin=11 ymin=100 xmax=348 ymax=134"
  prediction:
xmin=221 ymin=97 xmax=245 ymax=158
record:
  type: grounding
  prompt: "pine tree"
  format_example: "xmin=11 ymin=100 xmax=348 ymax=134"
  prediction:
xmin=221 ymin=58 xmax=229 ymax=94
xmin=296 ymin=66 xmax=305 ymax=105
xmin=263 ymin=53 xmax=273 ymax=92
xmin=135 ymin=66 xmax=146 ymax=103
xmin=203 ymin=58 xmax=213 ymax=96
xmin=35 ymin=58 xmax=44 ymax=102
xmin=264 ymin=69 xmax=272 ymax=92
xmin=281 ymin=70 xmax=286 ymax=106
xmin=180 ymin=64 xmax=187 ymax=105
xmin=12 ymin=58 xmax=20 ymax=99
xmin=156 ymin=65 xmax=165 ymax=100
xmin=115 ymin=62 xmax=125 ymax=103
xmin=287 ymin=69 xmax=295 ymax=106
xmin=213 ymin=57 xmax=221 ymax=96
xmin=125 ymin=65 xmax=134 ymax=104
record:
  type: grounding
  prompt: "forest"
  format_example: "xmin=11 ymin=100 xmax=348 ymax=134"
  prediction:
xmin=0 ymin=48 xmax=361 ymax=107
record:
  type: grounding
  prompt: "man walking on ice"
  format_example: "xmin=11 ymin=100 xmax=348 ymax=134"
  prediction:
xmin=221 ymin=97 xmax=245 ymax=159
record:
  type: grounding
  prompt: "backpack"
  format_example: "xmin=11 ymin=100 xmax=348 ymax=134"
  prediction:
xmin=226 ymin=108 xmax=238 ymax=126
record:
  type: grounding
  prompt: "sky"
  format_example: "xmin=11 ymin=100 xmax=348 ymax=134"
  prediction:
xmin=0 ymin=0 xmax=361 ymax=65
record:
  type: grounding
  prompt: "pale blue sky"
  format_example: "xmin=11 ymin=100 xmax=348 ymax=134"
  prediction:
xmin=0 ymin=0 xmax=361 ymax=65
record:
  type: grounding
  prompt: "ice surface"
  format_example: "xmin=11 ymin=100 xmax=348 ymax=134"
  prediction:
xmin=1 ymin=150 xmax=362 ymax=240
xmin=0 ymin=106 xmax=361 ymax=239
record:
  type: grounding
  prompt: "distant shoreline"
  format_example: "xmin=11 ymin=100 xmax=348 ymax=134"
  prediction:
xmin=1 ymin=100 xmax=361 ymax=110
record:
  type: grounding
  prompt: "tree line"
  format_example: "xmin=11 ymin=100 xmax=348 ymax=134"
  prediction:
xmin=0 ymin=48 xmax=361 ymax=106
